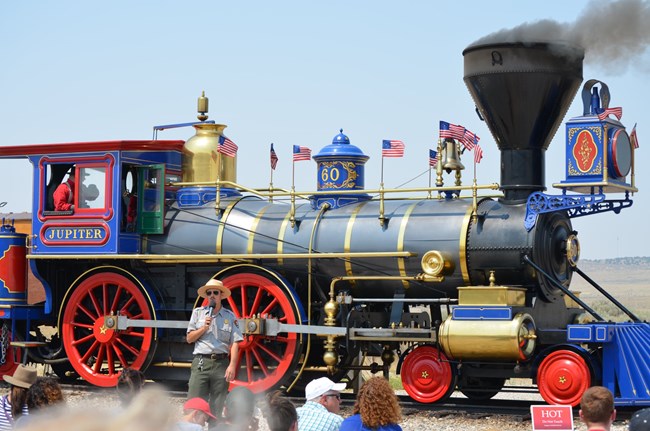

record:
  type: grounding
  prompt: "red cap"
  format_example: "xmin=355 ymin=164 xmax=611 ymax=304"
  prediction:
xmin=183 ymin=397 xmax=217 ymax=419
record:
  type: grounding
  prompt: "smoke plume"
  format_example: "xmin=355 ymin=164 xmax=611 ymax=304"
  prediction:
xmin=471 ymin=0 xmax=650 ymax=72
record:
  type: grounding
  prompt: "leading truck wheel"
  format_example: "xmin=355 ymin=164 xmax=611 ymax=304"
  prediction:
xmin=537 ymin=349 xmax=592 ymax=406
xmin=61 ymin=270 xmax=155 ymax=387
xmin=204 ymin=271 xmax=302 ymax=393
xmin=401 ymin=345 xmax=457 ymax=403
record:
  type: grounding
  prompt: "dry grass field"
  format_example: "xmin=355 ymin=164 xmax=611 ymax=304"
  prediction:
xmin=569 ymin=257 xmax=650 ymax=321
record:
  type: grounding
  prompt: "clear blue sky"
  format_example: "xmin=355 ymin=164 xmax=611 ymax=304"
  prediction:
xmin=0 ymin=1 xmax=648 ymax=259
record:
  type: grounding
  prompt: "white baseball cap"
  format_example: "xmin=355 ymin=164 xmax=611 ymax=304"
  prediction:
xmin=305 ymin=377 xmax=346 ymax=400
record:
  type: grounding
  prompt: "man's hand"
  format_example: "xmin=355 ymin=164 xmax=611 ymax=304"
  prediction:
xmin=225 ymin=364 xmax=236 ymax=382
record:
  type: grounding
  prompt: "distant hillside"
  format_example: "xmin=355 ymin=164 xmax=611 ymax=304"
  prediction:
xmin=580 ymin=256 xmax=650 ymax=267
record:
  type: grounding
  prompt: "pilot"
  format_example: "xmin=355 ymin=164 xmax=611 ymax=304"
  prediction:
xmin=53 ymin=170 xmax=76 ymax=211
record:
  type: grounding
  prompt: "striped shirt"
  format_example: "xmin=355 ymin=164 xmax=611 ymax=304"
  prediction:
xmin=0 ymin=394 xmax=28 ymax=431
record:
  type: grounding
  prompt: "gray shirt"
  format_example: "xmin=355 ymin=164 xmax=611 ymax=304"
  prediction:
xmin=187 ymin=305 xmax=243 ymax=355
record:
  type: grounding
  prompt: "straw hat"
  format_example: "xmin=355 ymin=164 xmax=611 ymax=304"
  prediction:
xmin=3 ymin=364 xmax=37 ymax=388
xmin=197 ymin=279 xmax=231 ymax=299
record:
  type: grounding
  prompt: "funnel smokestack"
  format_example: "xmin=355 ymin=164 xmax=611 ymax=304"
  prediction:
xmin=463 ymin=42 xmax=584 ymax=203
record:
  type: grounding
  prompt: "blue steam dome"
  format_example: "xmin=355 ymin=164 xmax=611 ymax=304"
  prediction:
xmin=311 ymin=129 xmax=370 ymax=209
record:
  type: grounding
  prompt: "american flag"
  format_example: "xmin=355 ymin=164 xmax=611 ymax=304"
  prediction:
xmin=270 ymin=143 xmax=279 ymax=170
xmin=218 ymin=135 xmax=238 ymax=157
xmin=630 ymin=123 xmax=639 ymax=149
xmin=474 ymin=143 xmax=484 ymax=164
xmin=461 ymin=129 xmax=479 ymax=151
xmin=382 ymin=140 xmax=405 ymax=158
xmin=439 ymin=121 xmax=465 ymax=140
xmin=293 ymin=145 xmax=312 ymax=162
xmin=429 ymin=149 xmax=438 ymax=167
xmin=597 ymin=107 xmax=623 ymax=121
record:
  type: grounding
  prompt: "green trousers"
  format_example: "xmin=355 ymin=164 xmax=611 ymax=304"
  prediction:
xmin=187 ymin=356 xmax=229 ymax=419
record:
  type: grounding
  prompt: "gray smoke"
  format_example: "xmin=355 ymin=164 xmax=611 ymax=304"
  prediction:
xmin=471 ymin=0 xmax=650 ymax=72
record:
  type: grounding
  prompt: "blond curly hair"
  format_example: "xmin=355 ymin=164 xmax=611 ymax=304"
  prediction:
xmin=352 ymin=377 xmax=401 ymax=428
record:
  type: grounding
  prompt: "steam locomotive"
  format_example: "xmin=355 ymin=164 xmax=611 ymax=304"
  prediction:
xmin=0 ymin=41 xmax=647 ymax=407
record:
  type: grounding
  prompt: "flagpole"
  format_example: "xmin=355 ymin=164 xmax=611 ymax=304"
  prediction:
xmin=472 ymin=153 xmax=478 ymax=220
xmin=216 ymin=147 xmax=222 ymax=218
xmin=379 ymin=150 xmax=386 ymax=226
xmin=269 ymin=144 xmax=274 ymax=203
xmin=427 ymin=152 xmax=432 ymax=199
xmin=290 ymin=155 xmax=296 ymax=228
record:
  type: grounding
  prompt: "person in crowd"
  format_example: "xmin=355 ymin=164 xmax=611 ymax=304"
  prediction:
xmin=186 ymin=278 xmax=243 ymax=422
xmin=629 ymin=407 xmax=650 ymax=431
xmin=340 ymin=376 xmax=402 ymax=431
xmin=296 ymin=376 xmax=345 ymax=431
xmin=116 ymin=367 xmax=146 ymax=407
xmin=213 ymin=386 xmax=259 ymax=431
xmin=174 ymin=397 xmax=216 ymax=431
xmin=53 ymin=169 xmax=77 ymax=211
xmin=579 ymin=386 xmax=616 ymax=431
xmin=0 ymin=364 xmax=37 ymax=430
xmin=264 ymin=391 xmax=298 ymax=431
xmin=14 ymin=376 xmax=65 ymax=428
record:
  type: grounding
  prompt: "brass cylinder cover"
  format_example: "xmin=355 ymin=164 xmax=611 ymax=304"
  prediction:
xmin=438 ymin=313 xmax=536 ymax=361
xmin=182 ymin=123 xmax=237 ymax=184
xmin=421 ymin=250 xmax=454 ymax=276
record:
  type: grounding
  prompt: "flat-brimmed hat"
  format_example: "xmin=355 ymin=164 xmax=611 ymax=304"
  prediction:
xmin=197 ymin=279 xmax=231 ymax=299
xmin=3 ymin=364 xmax=37 ymax=389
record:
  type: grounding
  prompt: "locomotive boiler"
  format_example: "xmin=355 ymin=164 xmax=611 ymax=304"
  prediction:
xmin=0 ymin=41 xmax=647 ymax=408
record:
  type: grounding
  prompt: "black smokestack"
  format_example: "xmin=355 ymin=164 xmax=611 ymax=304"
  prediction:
xmin=463 ymin=42 xmax=584 ymax=203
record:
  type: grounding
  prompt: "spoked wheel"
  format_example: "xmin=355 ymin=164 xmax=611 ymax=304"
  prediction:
xmin=537 ymin=349 xmax=592 ymax=406
xmin=61 ymin=270 xmax=156 ymax=387
xmin=216 ymin=271 xmax=302 ymax=393
xmin=401 ymin=345 xmax=457 ymax=403
xmin=459 ymin=376 xmax=506 ymax=400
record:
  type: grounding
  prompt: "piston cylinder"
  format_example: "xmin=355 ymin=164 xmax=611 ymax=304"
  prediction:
xmin=438 ymin=313 xmax=536 ymax=361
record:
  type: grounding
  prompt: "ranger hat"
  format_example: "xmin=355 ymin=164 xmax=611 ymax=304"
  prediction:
xmin=3 ymin=364 xmax=37 ymax=389
xmin=197 ymin=278 xmax=231 ymax=299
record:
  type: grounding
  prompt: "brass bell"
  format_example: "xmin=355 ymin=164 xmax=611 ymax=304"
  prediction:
xmin=441 ymin=139 xmax=464 ymax=173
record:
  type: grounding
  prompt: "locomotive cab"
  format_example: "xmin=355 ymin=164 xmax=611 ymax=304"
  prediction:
xmin=0 ymin=140 xmax=184 ymax=255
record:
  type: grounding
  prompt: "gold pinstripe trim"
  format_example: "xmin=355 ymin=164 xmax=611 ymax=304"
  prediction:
xmin=247 ymin=205 xmax=270 ymax=254
xmin=216 ymin=200 xmax=240 ymax=254
xmin=460 ymin=205 xmax=474 ymax=285
xmin=397 ymin=202 xmax=418 ymax=289
xmin=276 ymin=208 xmax=293 ymax=266
xmin=344 ymin=202 xmax=367 ymax=278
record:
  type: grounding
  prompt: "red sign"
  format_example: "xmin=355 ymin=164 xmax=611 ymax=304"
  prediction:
xmin=531 ymin=405 xmax=574 ymax=431
xmin=572 ymin=130 xmax=598 ymax=172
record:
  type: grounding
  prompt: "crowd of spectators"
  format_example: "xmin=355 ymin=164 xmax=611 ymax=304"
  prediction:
xmin=1 ymin=365 xmax=649 ymax=431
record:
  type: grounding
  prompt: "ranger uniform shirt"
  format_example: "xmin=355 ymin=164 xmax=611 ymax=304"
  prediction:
xmin=187 ymin=305 xmax=243 ymax=355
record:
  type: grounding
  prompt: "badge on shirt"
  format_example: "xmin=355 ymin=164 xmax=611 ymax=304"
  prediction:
xmin=224 ymin=319 xmax=229 ymax=325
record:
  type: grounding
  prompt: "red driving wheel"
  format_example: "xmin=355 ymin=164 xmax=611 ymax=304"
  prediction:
xmin=203 ymin=272 xmax=301 ymax=393
xmin=537 ymin=349 xmax=592 ymax=406
xmin=61 ymin=271 xmax=155 ymax=387
xmin=401 ymin=345 xmax=456 ymax=403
